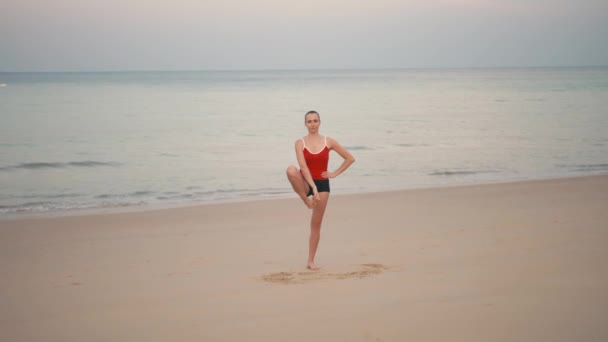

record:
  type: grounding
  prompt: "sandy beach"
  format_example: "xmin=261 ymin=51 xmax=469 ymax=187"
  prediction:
xmin=1 ymin=175 xmax=607 ymax=341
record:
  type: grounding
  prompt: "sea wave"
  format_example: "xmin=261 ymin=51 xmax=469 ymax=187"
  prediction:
xmin=11 ymin=193 xmax=85 ymax=199
xmin=345 ymin=146 xmax=373 ymax=151
xmin=557 ymin=163 xmax=608 ymax=172
xmin=0 ymin=201 xmax=140 ymax=214
xmin=0 ymin=201 xmax=56 ymax=211
xmin=429 ymin=169 xmax=499 ymax=176
xmin=0 ymin=186 xmax=292 ymax=215
xmin=395 ymin=143 xmax=429 ymax=148
xmin=0 ymin=161 xmax=121 ymax=171
xmin=95 ymin=190 xmax=157 ymax=199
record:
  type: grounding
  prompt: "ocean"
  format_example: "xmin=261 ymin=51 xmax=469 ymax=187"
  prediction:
xmin=1 ymin=67 xmax=607 ymax=216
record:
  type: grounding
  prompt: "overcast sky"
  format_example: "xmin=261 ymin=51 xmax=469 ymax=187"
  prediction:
xmin=1 ymin=0 xmax=607 ymax=71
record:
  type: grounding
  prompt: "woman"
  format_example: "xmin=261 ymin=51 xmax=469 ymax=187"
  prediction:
xmin=286 ymin=111 xmax=355 ymax=270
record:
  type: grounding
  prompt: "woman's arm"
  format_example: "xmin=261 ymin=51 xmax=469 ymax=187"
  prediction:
xmin=295 ymin=139 xmax=319 ymax=197
xmin=323 ymin=137 xmax=355 ymax=179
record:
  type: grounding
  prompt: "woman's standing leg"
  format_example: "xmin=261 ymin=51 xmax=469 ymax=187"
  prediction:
xmin=308 ymin=192 xmax=330 ymax=270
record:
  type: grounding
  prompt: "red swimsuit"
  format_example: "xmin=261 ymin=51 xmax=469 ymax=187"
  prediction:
xmin=302 ymin=136 xmax=329 ymax=180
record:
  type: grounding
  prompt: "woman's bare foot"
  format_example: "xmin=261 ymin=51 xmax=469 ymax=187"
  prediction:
xmin=307 ymin=262 xmax=320 ymax=270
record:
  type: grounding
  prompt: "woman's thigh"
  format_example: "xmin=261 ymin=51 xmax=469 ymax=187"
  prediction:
xmin=287 ymin=166 xmax=309 ymax=192
xmin=311 ymin=192 xmax=330 ymax=225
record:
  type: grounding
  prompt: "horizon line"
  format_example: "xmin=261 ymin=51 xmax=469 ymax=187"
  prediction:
xmin=1 ymin=64 xmax=607 ymax=74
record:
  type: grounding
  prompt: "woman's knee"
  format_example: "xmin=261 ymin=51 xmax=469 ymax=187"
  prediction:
xmin=286 ymin=165 xmax=299 ymax=178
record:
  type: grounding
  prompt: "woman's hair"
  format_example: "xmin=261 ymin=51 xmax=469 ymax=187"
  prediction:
xmin=305 ymin=110 xmax=320 ymax=122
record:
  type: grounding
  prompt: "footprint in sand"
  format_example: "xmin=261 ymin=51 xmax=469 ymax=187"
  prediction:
xmin=260 ymin=263 xmax=389 ymax=284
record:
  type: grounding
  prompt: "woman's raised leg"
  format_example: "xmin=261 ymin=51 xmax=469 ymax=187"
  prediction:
xmin=286 ymin=165 xmax=316 ymax=209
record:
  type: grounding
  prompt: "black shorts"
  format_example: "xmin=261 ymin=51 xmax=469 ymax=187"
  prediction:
xmin=307 ymin=179 xmax=330 ymax=197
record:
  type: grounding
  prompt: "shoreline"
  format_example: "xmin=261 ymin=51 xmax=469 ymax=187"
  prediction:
xmin=2 ymin=172 xmax=606 ymax=221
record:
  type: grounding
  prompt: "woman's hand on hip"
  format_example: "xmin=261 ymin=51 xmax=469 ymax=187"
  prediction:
xmin=321 ymin=171 xmax=337 ymax=179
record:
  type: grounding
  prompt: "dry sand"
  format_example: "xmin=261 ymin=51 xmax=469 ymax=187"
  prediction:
xmin=1 ymin=175 xmax=607 ymax=341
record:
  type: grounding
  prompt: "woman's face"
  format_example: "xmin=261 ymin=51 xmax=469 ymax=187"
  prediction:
xmin=305 ymin=113 xmax=320 ymax=133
